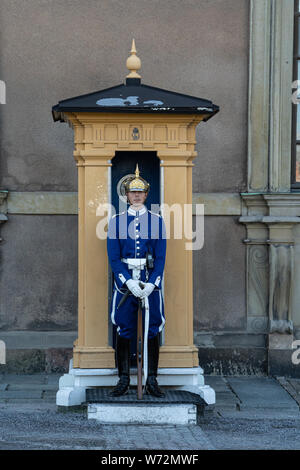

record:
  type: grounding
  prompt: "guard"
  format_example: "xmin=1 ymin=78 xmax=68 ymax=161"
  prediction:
xmin=107 ymin=164 xmax=167 ymax=397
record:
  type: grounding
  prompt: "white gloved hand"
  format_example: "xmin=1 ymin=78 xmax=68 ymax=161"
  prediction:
xmin=126 ymin=279 xmax=143 ymax=298
xmin=139 ymin=282 xmax=155 ymax=298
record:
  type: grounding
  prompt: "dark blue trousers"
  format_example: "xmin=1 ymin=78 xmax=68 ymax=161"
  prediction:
xmin=110 ymin=285 xmax=165 ymax=340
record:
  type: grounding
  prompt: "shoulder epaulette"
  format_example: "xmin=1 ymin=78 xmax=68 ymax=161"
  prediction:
xmin=111 ymin=211 xmax=126 ymax=219
xmin=149 ymin=210 xmax=162 ymax=218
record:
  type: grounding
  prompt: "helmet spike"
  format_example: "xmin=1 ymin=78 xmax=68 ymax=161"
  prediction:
xmin=135 ymin=163 xmax=140 ymax=178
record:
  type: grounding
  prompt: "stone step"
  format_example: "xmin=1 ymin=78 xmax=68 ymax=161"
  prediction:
xmin=88 ymin=403 xmax=199 ymax=425
xmin=86 ymin=388 xmax=205 ymax=425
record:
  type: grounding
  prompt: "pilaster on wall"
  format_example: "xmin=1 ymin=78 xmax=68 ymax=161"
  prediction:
xmin=248 ymin=0 xmax=294 ymax=192
xmin=244 ymin=1 xmax=298 ymax=375
xmin=269 ymin=0 xmax=294 ymax=191
xmin=240 ymin=194 xmax=300 ymax=375
xmin=248 ymin=0 xmax=271 ymax=192
xmin=240 ymin=194 xmax=300 ymax=332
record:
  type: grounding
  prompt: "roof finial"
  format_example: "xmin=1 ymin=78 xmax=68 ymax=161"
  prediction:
xmin=126 ymin=39 xmax=141 ymax=79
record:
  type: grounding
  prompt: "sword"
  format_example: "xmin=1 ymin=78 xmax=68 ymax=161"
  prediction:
xmin=116 ymin=280 xmax=145 ymax=399
xmin=137 ymin=282 xmax=144 ymax=400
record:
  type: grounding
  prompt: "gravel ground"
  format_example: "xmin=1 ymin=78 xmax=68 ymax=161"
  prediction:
xmin=0 ymin=402 xmax=300 ymax=450
xmin=199 ymin=413 xmax=300 ymax=450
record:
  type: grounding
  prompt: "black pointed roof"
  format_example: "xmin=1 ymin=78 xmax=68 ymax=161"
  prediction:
xmin=52 ymin=78 xmax=219 ymax=122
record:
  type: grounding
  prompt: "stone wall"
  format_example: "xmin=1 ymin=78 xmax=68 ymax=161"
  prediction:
xmin=0 ymin=0 xmax=256 ymax=374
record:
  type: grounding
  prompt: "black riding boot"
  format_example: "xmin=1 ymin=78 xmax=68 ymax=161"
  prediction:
xmin=110 ymin=335 xmax=130 ymax=396
xmin=145 ymin=335 xmax=165 ymax=398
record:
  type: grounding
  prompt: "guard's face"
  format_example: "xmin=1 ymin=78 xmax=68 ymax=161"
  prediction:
xmin=127 ymin=191 xmax=147 ymax=206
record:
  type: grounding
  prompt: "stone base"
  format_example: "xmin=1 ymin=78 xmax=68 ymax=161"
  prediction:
xmin=267 ymin=334 xmax=300 ymax=378
xmin=197 ymin=347 xmax=267 ymax=375
xmin=268 ymin=349 xmax=300 ymax=378
xmin=56 ymin=360 xmax=216 ymax=407
xmin=88 ymin=403 xmax=198 ymax=425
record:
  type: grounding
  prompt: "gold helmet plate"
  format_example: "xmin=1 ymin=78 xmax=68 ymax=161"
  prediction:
xmin=125 ymin=164 xmax=150 ymax=193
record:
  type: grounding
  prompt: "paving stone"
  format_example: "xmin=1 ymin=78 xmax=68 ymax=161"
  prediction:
xmin=0 ymin=391 xmax=43 ymax=399
xmin=204 ymin=376 xmax=240 ymax=410
xmin=218 ymin=408 xmax=300 ymax=419
xmin=0 ymin=399 xmax=46 ymax=404
xmin=226 ymin=377 xmax=299 ymax=411
xmin=7 ymin=384 xmax=58 ymax=392
xmin=275 ymin=377 xmax=300 ymax=408
xmin=287 ymin=379 xmax=300 ymax=395
xmin=42 ymin=391 xmax=57 ymax=402
xmin=204 ymin=375 xmax=229 ymax=392
xmin=213 ymin=392 xmax=239 ymax=410
xmin=42 ymin=390 xmax=57 ymax=396
xmin=44 ymin=374 xmax=60 ymax=385
xmin=2 ymin=374 xmax=46 ymax=385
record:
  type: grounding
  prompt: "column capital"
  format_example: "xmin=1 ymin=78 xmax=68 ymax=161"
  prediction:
xmin=75 ymin=149 xmax=115 ymax=167
xmin=158 ymin=150 xmax=197 ymax=166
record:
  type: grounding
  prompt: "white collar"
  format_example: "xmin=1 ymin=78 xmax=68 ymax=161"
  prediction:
xmin=127 ymin=205 xmax=147 ymax=216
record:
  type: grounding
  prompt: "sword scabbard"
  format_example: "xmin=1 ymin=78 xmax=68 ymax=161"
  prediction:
xmin=137 ymin=297 xmax=143 ymax=400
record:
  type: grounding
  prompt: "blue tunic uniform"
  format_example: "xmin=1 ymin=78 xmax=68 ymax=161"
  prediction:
xmin=107 ymin=205 xmax=167 ymax=340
